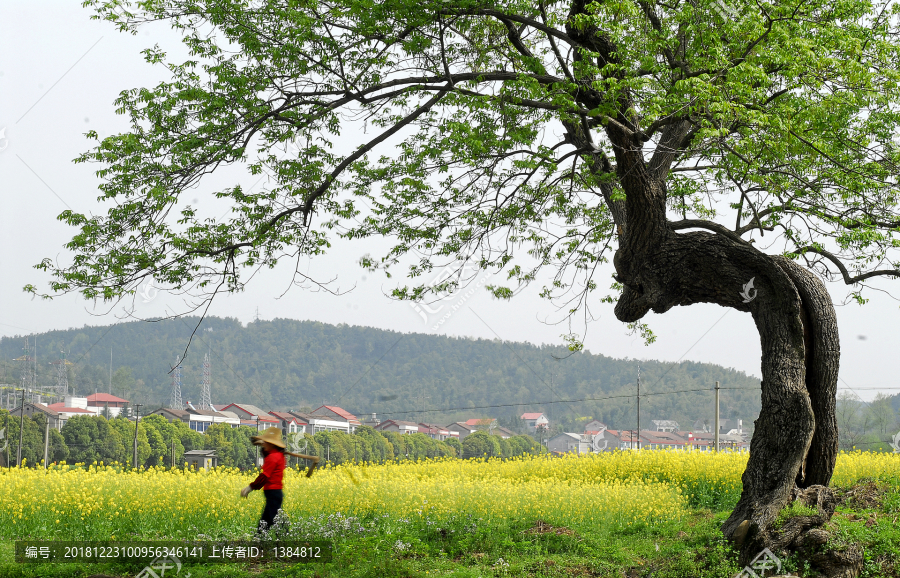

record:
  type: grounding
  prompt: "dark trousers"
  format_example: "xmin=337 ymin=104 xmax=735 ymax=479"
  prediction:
xmin=257 ymin=489 xmax=284 ymax=536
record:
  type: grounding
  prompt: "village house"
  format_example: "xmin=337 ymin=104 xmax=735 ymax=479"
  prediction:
xmin=85 ymin=393 xmax=129 ymax=417
xmin=268 ymin=411 xmax=307 ymax=434
xmin=640 ymin=430 xmax=688 ymax=450
xmin=183 ymin=449 xmax=217 ymax=470
xmin=21 ymin=402 xmax=65 ymax=430
xmin=547 ymin=432 xmax=591 ymax=454
xmin=606 ymin=429 xmax=640 ymax=450
xmin=374 ymin=420 xmax=420 ymax=435
xmin=311 ymin=406 xmax=361 ymax=431
xmin=463 ymin=418 xmax=497 ymax=430
xmin=289 ymin=411 xmax=353 ymax=434
xmin=520 ymin=412 xmax=549 ymax=432
xmin=151 ymin=405 xmax=241 ymax=432
xmin=150 ymin=407 xmax=191 ymax=425
xmin=219 ymin=403 xmax=279 ymax=431
xmin=692 ymin=418 xmax=744 ymax=436
xmin=46 ymin=397 xmax=98 ymax=425
xmin=418 ymin=423 xmax=459 ymax=441
xmin=583 ymin=420 xmax=606 ymax=434
xmin=446 ymin=422 xmax=479 ymax=441
xmin=189 ymin=407 xmax=241 ymax=432
xmin=587 ymin=427 xmax=617 ymax=452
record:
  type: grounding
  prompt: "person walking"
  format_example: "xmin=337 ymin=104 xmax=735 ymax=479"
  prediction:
xmin=240 ymin=427 xmax=288 ymax=536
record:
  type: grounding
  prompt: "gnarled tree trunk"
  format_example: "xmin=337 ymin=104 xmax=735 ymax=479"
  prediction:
xmin=611 ymin=206 xmax=841 ymax=564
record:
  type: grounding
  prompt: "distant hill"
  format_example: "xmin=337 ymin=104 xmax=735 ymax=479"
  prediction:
xmin=0 ymin=317 xmax=762 ymax=431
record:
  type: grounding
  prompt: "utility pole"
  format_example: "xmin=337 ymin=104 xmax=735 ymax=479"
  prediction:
xmin=133 ymin=404 xmax=143 ymax=469
xmin=2 ymin=411 xmax=9 ymax=469
xmin=172 ymin=440 xmax=176 ymax=469
xmin=418 ymin=384 xmax=431 ymax=425
xmin=714 ymin=381 xmax=720 ymax=453
xmin=17 ymin=388 xmax=26 ymax=467
xmin=43 ymin=416 xmax=50 ymax=469
xmin=636 ymin=366 xmax=641 ymax=451
xmin=255 ymin=416 xmax=260 ymax=466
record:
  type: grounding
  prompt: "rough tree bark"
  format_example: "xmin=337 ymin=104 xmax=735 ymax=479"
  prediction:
xmin=610 ymin=213 xmax=843 ymax=564
xmin=599 ymin=145 xmax=845 ymax=567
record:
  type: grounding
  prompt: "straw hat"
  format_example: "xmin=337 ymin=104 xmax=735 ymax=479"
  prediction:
xmin=251 ymin=427 xmax=286 ymax=448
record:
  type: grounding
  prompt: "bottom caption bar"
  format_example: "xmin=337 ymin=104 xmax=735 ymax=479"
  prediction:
xmin=15 ymin=541 xmax=332 ymax=564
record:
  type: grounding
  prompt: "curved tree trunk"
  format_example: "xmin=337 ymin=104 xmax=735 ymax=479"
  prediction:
xmin=773 ymin=257 xmax=840 ymax=489
xmin=611 ymin=225 xmax=841 ymax=563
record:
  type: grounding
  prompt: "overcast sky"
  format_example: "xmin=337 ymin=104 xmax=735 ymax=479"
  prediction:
xmin=1 ymin=1 xmax=897 ymax=402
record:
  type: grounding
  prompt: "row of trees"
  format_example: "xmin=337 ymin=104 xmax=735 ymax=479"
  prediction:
xmin=0 ymin=411 xmax=544 ymax=469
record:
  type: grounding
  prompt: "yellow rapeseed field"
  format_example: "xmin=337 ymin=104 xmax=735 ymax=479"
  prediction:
xmin=0 ymin=450 xmax=896 ymax=540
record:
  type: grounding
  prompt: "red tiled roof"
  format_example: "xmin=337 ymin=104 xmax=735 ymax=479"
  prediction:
xmin=86 ymin=393 xmax=129 ymax=403
xmin=269 ymin=411 xmax=306 ymax=424
xmin=376 ymin=420 xmax=419 ymax=429
xmin=317 ymin=405 xmax=358 ymax=421
xmin=449 ymin=422 xmax=479 ymax=431
xmin=464 ymin=418 xmax=495 ymax=426
xmin=48 ymin=405 xmax=94 ymax=413
xmin=520 ymin=413 xmax=544 ymax=420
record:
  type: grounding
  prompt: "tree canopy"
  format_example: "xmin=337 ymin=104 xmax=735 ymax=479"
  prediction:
xmin=35 ymin=0 xmax=899 ymax=320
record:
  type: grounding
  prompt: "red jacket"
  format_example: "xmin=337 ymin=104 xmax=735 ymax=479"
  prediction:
xmin=249 ymin=449 xmax=285 ymax=490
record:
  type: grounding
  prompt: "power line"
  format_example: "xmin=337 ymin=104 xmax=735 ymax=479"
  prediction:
xmin=837 ymin=386 xmax=900 ymax=391
xmin=641 ymin=309 xmax=731 ymax=395
xmin=334 ymin=335 xmax=404 ymax=405
xmin=380 ymin=385 xmax=759 ymax=418
xmin=169 ymin=314 xmax=271 ymax=411
xmin=469 ymin=308 xmax=582 ymax=416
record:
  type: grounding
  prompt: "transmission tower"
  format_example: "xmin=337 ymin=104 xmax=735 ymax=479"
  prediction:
xmin=14 ymin=338 xmax=35 ymax=394
xmin=53 ymin=352 xmax=73 ymax=397
xmin=198 ymin=352 xmax=213 ymax=410
xmin=170 ymin=357 xmax=183 ymax=409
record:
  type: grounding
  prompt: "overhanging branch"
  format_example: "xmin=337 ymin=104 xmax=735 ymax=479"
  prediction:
xmin=669 ymin=219 xmax=752 ymax=246
xmin=794 ymin=246 xmax=900 ymax=284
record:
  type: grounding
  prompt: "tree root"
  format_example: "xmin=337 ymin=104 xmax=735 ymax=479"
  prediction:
xmin=732 ymin=485 xmax=864 ymax=578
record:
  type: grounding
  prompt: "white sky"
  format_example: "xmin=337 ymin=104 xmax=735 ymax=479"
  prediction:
xmin=0 ymin=1 xmax=897 ymax=402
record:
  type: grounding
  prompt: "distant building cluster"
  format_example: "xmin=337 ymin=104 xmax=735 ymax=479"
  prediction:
xmin=16 ymin=392 xmax=749 ymax=454
xmin=20 ymin=393 xmax=130 ymax=429
xmin=544 ymin=417 xmax=749 ymax=454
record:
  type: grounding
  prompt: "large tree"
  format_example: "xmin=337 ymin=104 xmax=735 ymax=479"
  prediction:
xmin=35 ymin=0 xmax=900 ymax=566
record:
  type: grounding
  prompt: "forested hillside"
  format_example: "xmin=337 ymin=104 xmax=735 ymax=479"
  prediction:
xmin=0 ymin=317 xmax=763 ymax=431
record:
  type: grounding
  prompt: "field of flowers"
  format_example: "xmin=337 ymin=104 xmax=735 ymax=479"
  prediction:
xmin=0 ymin=450 xmax=898 ymax=542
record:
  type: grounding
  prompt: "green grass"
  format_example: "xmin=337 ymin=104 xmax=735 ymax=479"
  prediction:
xmin=1 ymin=482 xmax=899 ymax=578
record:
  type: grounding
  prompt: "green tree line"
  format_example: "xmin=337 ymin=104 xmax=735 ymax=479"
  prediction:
xmin=0 ymin=411 xmax=542 ymax=469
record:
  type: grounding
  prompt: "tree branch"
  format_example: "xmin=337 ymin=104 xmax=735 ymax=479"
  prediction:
xmin=669 ymin=219 xmax=752 ymax=246
xmin=794 ymin=246 xmax=900 ymax=284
